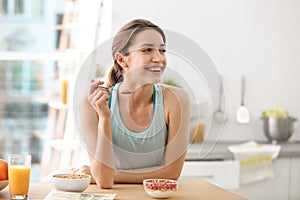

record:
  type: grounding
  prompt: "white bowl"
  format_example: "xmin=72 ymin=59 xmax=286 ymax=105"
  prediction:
xmin=52 ymin=174 xmax=91 ymax=192
xmin=0 ymin=180 xmax=8 ymax=191
xmin=143 ymin=179 xmax=178 ymax=199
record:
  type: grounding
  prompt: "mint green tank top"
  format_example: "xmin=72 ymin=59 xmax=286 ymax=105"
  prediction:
xmin=110 ymin=83 xmax=168 ymax=170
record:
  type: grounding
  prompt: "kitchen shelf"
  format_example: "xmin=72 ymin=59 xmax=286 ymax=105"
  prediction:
xmin=187 ymin=141 xmax=300 ymax=160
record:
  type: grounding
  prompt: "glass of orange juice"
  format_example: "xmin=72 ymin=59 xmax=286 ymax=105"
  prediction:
xmin=60 ymin=79 xmax=69 ymax=104
xmin=8 ymin=154 xmax=31 ymax=200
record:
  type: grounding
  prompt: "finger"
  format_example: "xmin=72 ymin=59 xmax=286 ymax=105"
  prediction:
xmin=71 ymin=167 xmax=79 ymax=173
xmin=94 ymin=87 xmax=110 ymax=100
xmin=97 ymin=80 xmax=105 ymax=85
xmin=88 ymin=88 xmax=100 ymax=104
xmin=94 ymin=94 xmax=110 ymax=110
xmin=98 ymin=86 xmax=111 ymax=95
xmin=89 ymin=80 xmax=104 ymax=95
xmin=88 ymin=90 xmax=101 ymax=105
xmin=94 ymin=91 xmax=110 ymax=103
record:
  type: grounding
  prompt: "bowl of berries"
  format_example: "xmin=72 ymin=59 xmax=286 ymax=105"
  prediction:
xmin=143 ymin=179 xmax=178 ymax=199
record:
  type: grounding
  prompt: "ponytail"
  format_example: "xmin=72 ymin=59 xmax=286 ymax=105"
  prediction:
xmin=106 ymin=60 xmax=123 ymax=88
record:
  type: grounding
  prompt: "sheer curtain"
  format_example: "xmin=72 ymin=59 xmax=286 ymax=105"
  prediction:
xmin=61 ymin=0 xmax=112 ymax=169
xmin=77 ymin=0 xmax=111 ymax=57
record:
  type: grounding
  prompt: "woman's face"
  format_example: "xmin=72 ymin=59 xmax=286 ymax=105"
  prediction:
xmin=121 ymin=29 xmax=167 ymax=84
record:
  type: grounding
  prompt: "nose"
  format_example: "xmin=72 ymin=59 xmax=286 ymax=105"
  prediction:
xmin=151 ymin=49 xmax=166 ymax=63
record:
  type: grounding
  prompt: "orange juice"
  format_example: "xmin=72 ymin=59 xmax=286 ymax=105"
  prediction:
xmin=60 ymin=79 xmax=69 ymax=104
xmin=8 ymin=166 xmax=30 ymax=195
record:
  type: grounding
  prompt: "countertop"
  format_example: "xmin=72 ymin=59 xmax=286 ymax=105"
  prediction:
xmin=186 ymin=141 xmax=300 ymax=160
xmin=0 ymin=179 xmax=246 ymax=200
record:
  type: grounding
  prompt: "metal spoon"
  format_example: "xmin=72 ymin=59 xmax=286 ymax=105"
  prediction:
xmin=98 ymin=85 xmax=134 ymax=94
xmin=213 ymin=76 xmax=228 ymax=123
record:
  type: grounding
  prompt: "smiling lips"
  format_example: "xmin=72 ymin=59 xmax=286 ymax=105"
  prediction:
xmin=146 ymin=66 xmax=164 ymax=75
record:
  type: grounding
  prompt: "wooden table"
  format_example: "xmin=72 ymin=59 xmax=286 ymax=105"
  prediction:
xmin=0 ymin=179 xmax=246 ymax=200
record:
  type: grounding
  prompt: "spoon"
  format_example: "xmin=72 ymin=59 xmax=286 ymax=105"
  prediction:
xmin=98 ymin=85 xmax=134 ymax=94
xmin=213 ymin=76 xmax=228 ymax=123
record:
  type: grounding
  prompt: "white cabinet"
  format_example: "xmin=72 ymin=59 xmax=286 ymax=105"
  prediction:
xmin=184 ymin=143 xmax=300 ymax=199
xmin=290 ymin=157 xmax=300 ymax=200
xmin=181 ymin=158 xmax=298 ymax=199
xmin=231 ymin=158 xmax=290 ymax=200
xmin=180 ymin=160 xmax=240 ymax=190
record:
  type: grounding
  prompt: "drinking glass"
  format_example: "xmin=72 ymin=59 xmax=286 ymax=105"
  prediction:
xmin=60 ymin=79 xmax=69 ymax=104
xmin=8 ymin=154 xmax=31 ymax=200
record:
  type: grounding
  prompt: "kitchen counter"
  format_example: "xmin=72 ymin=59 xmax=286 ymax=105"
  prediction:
xmin=0 ymin=179 xmax=246 ymax=200
xmin=186 ymin=141 xmax=300 ymax=160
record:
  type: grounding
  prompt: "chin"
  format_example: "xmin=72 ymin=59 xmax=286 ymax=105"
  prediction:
xmin=140 ymin=76 xmax=161 ymax=85
xmin=151 ymin=77 xmax=162 ymax=84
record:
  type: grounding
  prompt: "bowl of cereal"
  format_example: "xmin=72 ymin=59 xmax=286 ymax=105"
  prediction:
xmin=143 ymin=179 xmax=178 ymax=199
xmin=52 ymin=174 xmax=91 ymax=192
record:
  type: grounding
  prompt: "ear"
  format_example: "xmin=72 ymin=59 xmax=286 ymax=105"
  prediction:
xmin=115 ymin=52 xmax=127 ymax=68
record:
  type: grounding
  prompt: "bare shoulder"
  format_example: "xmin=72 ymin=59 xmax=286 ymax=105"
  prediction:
xmin=160 ymin=84 xmax=190 ymax=106
xmin=160 ymin=84 xmax=190 ymax=128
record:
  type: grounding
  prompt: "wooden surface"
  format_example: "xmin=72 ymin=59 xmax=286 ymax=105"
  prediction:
xmin=0 ymin=179 xmax=246 ymax=200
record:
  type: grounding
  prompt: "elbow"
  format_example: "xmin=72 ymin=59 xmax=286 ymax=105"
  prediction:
xmin=164 ymin=164 xmax=183 ymax=180
xmin=161 ymin=169 xmax=181 ymax=181
xmin=98 ymin=181 xmax=113 ymax=189
xmin=169 ymin=172 xmax=181 ymax=181
xmin=93 ymin=174 xmax=114 ymax=189
xmin=91 ymin=165 xmax=114 ymax=189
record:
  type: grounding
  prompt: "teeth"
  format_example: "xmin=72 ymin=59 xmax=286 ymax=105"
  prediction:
xmin=148 ymin=68 xmax=161 ymax=72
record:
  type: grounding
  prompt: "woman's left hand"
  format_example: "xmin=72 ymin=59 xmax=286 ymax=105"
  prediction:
xmin=71 ymin=165 xmax=96 ymax=184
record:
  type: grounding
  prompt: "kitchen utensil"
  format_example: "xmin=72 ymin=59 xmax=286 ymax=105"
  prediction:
xmin=98 ymin=85 xmax=133 ymax=94
xmin=236 ymin=76 xmax=250 ymax=124
xmin=262 ymin=117 xmax=297 ymax=144
xmin=213 ymin=75 xmax=228 ymax=123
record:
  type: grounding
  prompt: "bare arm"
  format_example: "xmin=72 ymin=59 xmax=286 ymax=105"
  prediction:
xmin=80 ymin=80 xmax=115 ymax=188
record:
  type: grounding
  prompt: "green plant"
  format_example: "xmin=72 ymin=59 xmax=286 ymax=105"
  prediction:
xmin=162 ymin=78 xmax=180 ymax=87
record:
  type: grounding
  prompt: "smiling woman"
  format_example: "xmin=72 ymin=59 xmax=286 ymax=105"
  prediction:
xmin=74 ymin=19 xmax=190 ymax=189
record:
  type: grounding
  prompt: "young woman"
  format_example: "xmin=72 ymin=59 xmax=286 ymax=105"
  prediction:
xmin=75 ymin=19 xmax=190 ymax=189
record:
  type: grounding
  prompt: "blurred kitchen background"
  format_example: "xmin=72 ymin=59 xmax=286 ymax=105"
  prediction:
xmin=0 ymin=0 xmax=299 ymax=199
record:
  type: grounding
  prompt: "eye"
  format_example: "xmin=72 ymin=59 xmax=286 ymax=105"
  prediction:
xmin=141 ymin=48 xmax=153 ymax=53
xmin=159 ymin=49 xmax=166 ymax=54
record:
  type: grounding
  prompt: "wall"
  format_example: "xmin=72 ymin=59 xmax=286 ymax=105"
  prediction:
xmin=110 ymin=0 xmax=300 ymax=141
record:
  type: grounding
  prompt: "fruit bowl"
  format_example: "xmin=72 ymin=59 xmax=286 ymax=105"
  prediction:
xmin=143 ymin=179 xmax=178 ymax=199
xmin=0 ymin=180 xmax=8 ymax=191
xmin=262 ymin=116 xmax=297 ymax=144
xmin=52 ymin=173 xmax=91 ymax=192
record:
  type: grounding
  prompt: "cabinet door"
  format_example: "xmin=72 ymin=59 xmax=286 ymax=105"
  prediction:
xmin=180 ymin=161 xmax=240 ymax=190
xmin=290 ymin=157 xmax=300 ymax=200
xmin=231 ymin=158 xmax=290 ymax=200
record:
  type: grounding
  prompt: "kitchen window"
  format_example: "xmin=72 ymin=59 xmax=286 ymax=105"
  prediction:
xmin=0 ymin=0 xmax=69 ymax=181
xmin=0 ymin=0 xmax=45 ymax=19
xmin=0 ymin=0 xmax=110 ymax=180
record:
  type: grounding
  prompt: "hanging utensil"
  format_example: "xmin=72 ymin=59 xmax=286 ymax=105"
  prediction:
xmin=236 ymin=76 xmax=250 ymax=124
xmin=213 ymin=75 xmax=228 ymax=123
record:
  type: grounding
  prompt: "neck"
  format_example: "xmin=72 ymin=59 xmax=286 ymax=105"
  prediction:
xmin=119 ymin=83 xmax=153 ymax=105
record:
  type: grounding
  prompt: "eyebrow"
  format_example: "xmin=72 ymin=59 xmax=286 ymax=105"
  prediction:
xmin=138 ymin=43 xmax=166 ymax=48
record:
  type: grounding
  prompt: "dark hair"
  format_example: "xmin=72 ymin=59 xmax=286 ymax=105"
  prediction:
xmin=106 ymin=19 xmax=166 ymax=88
